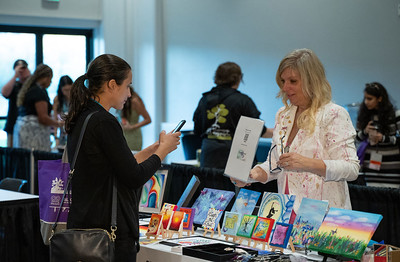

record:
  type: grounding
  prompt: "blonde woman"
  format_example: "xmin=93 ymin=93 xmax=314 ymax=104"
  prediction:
xmin=232 ymin=49 xmax=359 ymax=214
xmin=13 ymin=64 xmax=63 ymax=151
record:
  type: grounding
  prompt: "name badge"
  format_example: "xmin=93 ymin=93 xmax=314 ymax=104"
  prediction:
xmin=368 ymin=151 xmax=382 ymax=171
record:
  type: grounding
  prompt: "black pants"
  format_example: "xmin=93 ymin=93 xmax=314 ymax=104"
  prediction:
xmin=114 ymin=237 xmax=139 ymax=262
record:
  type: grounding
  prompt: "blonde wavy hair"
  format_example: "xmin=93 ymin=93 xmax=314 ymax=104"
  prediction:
xmin=276 ymin=48 xmax=332 ymax=134
xmin=17 ymin=64 xmax=53 ymax=107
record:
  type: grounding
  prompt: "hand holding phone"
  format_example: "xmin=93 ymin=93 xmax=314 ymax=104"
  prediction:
xmin=172 ymin=120 xmax=186 ymax=133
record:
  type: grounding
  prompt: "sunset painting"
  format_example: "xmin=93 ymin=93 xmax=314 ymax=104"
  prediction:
xmin=308 ymin=208 xmax=382 ymax=260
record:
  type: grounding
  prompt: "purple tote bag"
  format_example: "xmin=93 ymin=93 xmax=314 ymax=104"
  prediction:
xmin=38 ymin=158 xmax=70 ymax=245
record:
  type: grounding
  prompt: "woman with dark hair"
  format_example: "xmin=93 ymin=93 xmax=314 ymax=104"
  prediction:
xmin=53 ymin=75 xmax=73 ymax=148
xmin=13 ymin=64 xmax=63 ymax=151
xmin=356 ymin=82 xmax=400 ymax=179
xmin=120 ymin=86 xmax=151 ymax=151
xmin=65 ymin=54 xmax=180 ymax=261
xmin=193 ymin=62 xmax=273 ymax=169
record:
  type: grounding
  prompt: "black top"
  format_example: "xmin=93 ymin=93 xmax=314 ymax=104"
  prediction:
xmin=193 ymin=85 xmax=266 ymax=140
xmin=18 ymin=84 xmax=52 ymax=117
xmin=3 ymin=81 xmax=22 ymax=134
xmin=66 ymin=100 xmax=161 ymax=240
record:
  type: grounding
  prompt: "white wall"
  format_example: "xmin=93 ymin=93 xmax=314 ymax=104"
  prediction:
xmin=163 ymin=0 xmax=400 ymax=129
xmin=1 ymin=0 xmax=400 ymax=162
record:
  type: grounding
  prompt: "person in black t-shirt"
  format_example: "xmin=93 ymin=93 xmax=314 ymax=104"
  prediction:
xmin=13 ymin=64 xmax=63 ymax=152
xmin=193 ymin=62 xmax=273 ymax=169
xmin=1 ymin=59 xmax=31 ymax=147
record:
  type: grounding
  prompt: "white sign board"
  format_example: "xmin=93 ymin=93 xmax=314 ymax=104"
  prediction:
xmin=224 ymin=116 xmax=264 ymax=183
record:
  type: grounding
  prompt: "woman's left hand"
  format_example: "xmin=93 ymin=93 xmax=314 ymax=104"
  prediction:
xmin=277 ymin=152 xmax=308 ymax=172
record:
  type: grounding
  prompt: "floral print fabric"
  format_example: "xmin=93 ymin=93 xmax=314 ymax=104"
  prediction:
xmin=257 ymin=102 xmax=359 ymax=212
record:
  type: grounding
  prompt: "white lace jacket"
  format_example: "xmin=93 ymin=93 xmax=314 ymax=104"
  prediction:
xmin=257 ymin=102 xmax=360 ymax=212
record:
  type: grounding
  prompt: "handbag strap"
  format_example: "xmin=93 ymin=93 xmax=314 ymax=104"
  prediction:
xmin=52 ymin=111 xmax=119 ymax=239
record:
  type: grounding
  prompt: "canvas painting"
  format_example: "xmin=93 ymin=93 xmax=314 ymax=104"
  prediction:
xmin=221 ymin=212 xmax=242 ymax=236
xmin=269 ymin=222 xmax=293 ymax=249
xmin=179 ymin=207 xmax=195 ymax=231
xmin=176 ymin=175 xmax=200 ymax=208
xmin=308 ymin=208 xmax=383 ymax=260
xmin=161 ymin=209 xmax=174 ymax=230
xmin=169 ymin=211 xmax=185 ymax=231
xmin=139 ymin=169 xmax=168 ymax=213
xmin=160 ymin=203 xmax=177 ymax=215
xmin=147 ymin=213 xmax=163 ymax=235
xmin=230 ymin=188 xmax=261 ymax=215
xmin=258 ymin=192 xmax=295 ymax=224
xmin=191 ymin=188 xmax=235 ymax=225
xmin=291 ymin=198 xmax=329 ymax=247
xmin=202 ymin=208 xmax=223 ymax=231
xmin=236 ymin=214 xmax=258 ymax=238
xmin=251 ymin=217 xmax=275 ymax=242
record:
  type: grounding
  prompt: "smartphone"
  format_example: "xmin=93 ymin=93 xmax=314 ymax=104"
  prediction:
xmin=172 ymin=120 xmax=186 ymax=133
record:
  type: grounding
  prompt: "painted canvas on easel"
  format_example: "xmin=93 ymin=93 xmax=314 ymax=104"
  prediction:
xmin=161 ymin=209 xmax=174 ymax=230
xmin=202 ymin=208 xmax=223 ymax=231
xmin=291 ymin=198 xmax=328 ymax=247
xmin=179 ymin=207 xmax=195 ymax=231
xmin=147 ymin=213 xmax=163 ymax=235
xmin=269 ymin=222 xmax=293 ymax=249
xmin=308 ymin=208 xmax=383 ymax=260
xmin=251 ymin=217 xmax=275 ymax=242
xmin=258 ymin=192 xmax=295 ymax=224
xmin=191 ymin=188 xmax=235 ymax=225
xmin=230 ymin=188 xmax=261 ymax=215
xmin=221 ymin=212 xmax=242 ymax=236
xmin=236 ymin=214 xmax=257 ymax=238
xmin=160 ymin=203 xmax=177 ymax=214
xmin=169 ymin=211 xmax=185 ymax=231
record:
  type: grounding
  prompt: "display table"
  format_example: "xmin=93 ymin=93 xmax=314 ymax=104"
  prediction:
xmin=0 ymin=189 xmax=49 ymax=262
xmin=137 ymin=227 xmax=336 ymax=262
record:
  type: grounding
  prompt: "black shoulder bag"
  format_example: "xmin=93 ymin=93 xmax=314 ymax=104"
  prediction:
xmin=49 ymin=111 xmax=117 ymax=262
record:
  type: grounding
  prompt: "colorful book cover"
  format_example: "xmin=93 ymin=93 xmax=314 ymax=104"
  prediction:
xmin=221 ymin=211 xmax=242 ymax=236
xmin=308 ymin=208 xmax=383 ymax=260
xmin=291 ymin=198 xmax=329 ymax=247
xmin=236 ymin=214 xmax=257 ymax=238
xmin=179 ymin=207 xmax=195 ymax=231
xmin=169 ymin=211 xmax=185 ymax=231
xmin=161 ymin=209 xmax=174 ymax=230
xmin=251 ymin=217 xmax=275 ymax=242
xmin=269 ymin=222 xmax=293 ymax=249
xmin=202 ymin=208 xmax=223 ymax=231
xmin=147 ymin=213 xmax=163 ymax=235
xmin=191 ymin=188 xmax=235 ymax=225
xmin=230 ymin=188 xmax=261 ymax=215
xmin=258 ymin=192 xmax=295 ymax=224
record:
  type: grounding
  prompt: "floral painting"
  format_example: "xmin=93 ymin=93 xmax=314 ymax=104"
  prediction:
xmin=308 ymin=208 xmax=382 ymax=260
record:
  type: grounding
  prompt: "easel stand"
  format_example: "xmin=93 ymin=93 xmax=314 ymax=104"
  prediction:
xmin=202 ymin=224 xmax=221 ymax=238
xmin=224 ymin=234 xmax=238 ymax=243
xmin=237 ymin=237 xmax=252 ymax=246
xmin=270 ymin=237 xmax=295 ymax=253
xmin=182 ymin=228 xmax=194 ymax=236
xmin=167 ymin=229 xmax=183 ymax=238
xmin=253 ymin=240 xmax=269 ymax=250
xmin=145 ymin=232 xmax=159 ymax=240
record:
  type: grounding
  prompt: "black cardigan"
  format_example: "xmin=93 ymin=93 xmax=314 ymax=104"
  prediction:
xmin=66 ymin=100 xmax=161 ymax=240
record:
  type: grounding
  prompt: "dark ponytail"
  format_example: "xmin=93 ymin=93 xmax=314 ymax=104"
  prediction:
xmin=64 ymin=54 xmax=131 ymax=133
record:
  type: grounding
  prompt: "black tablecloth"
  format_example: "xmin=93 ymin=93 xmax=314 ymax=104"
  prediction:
xmin=349 ymin=184 xmax=400 ymax=247
xmin=0 ymin=198 xmax=49 ymax=261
